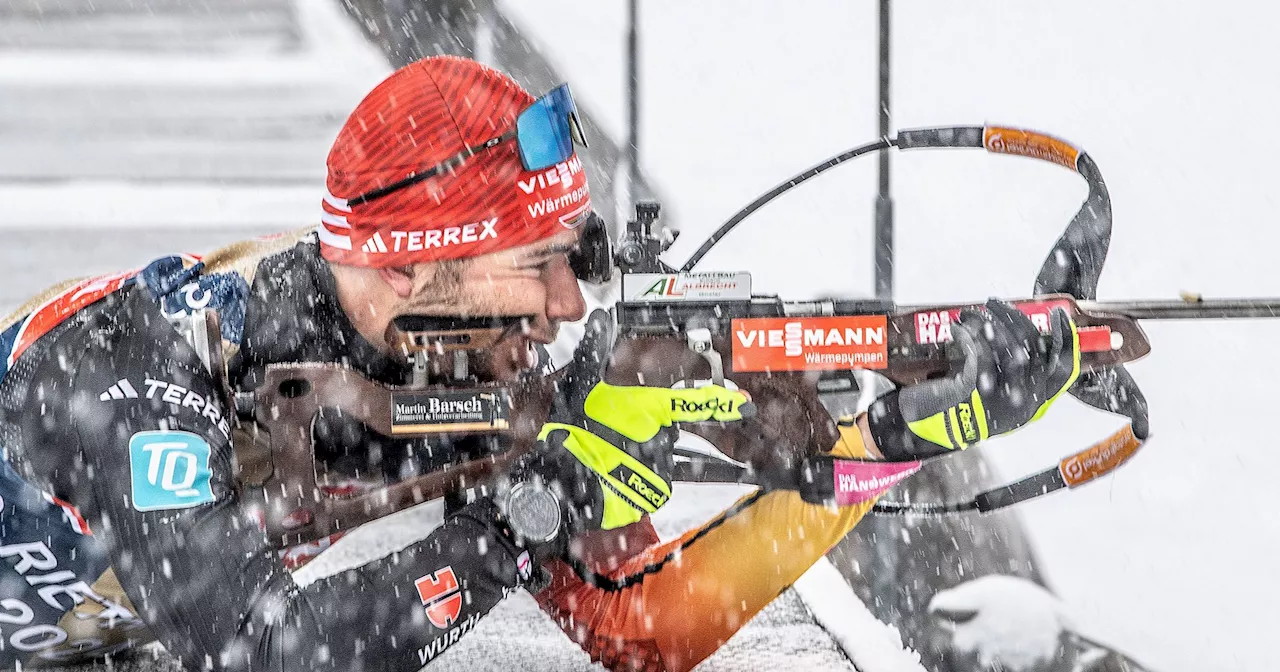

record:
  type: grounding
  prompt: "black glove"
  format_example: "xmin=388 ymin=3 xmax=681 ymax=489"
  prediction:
xmin=869 ymin=299 xmax=1080 ymax=459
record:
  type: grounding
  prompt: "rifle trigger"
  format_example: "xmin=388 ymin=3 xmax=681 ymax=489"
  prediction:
xmin=686 ymin=327 xmax=725 ymax=387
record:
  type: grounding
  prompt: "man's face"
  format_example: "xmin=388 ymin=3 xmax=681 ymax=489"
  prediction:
xmin=400 ymin=227 xmax=588 ymax=380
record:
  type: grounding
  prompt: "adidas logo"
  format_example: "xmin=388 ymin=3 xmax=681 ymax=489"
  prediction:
xmin=361 ymin=233 xmax=389 ymax=254
xmin=99 ymin=379 xmax=138 ymax=401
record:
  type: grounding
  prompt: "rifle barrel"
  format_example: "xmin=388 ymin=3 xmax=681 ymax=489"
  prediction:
xmin=1079 ymin=298 xmax=1280 ymax=320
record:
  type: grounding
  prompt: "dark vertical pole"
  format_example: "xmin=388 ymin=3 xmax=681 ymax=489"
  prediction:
xmin=626 ymin=0 xmax=641 ymax=210
xmin=870 ymin=0 xmax=900 ymax=630
xmin=874 ymin=0 xmax=894 ymax=300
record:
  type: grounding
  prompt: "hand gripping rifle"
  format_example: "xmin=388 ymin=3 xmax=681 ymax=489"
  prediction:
xmin=231 ymin=125 xmax=1280 ymax=551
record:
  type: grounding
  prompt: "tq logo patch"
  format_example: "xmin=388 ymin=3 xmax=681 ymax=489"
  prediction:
xmin=128 ymin=431 xmax=214 ymax=511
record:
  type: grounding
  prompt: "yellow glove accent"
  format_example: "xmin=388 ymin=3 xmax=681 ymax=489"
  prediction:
xmin=906 ymin=389 xmax=990 ymax=450
xmin=537 ymin=383 xmax=749 ymax=530
xmin=538 ymin=422 xmax=674 ymax=530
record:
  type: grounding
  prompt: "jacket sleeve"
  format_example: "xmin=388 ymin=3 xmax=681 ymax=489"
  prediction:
xmin=534 ymin=424 xmax=876 ymax=672
xmin=56 ymin=288 xmax=527 ymax=671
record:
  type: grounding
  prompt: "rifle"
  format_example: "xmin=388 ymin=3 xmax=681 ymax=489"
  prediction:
xmin=233 ymin=125 xmax=1280 ymax=549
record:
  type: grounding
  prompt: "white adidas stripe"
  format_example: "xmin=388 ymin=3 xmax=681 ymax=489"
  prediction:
xmin=323 ymin=189 xmax=353 ymax=214
xmin=360 ymin=232 xmax=388 ymax=254
xmin=316 ymin=223 xmax=352 ymax=250
xmin=98 ymin=379 xmax=139 ymax=402
xmin=320 ymin=210 xmax=351 ymax=230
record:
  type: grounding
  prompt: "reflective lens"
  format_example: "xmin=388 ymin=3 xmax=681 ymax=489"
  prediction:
xmin=516 ymin=84 xmax=587 ymax=171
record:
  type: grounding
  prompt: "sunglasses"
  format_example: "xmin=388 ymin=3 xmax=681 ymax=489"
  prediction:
xmin=348 ymin=84 xmax=588 ymax=207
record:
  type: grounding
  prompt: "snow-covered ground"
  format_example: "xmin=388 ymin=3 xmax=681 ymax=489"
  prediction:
xmin=293 ymin=485 xmax=923 ymax=672
xmin=506 ymin=3 xmax=1280 ymax=670
xmin=5 ymin=1 xmax=1280 ymax=671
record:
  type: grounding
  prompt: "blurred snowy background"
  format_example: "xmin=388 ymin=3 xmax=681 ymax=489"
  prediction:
xmin=4 ymin=1 xmax=1280 ymax=671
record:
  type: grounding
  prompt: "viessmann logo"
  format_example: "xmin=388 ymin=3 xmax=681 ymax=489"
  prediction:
xmin=731 ymin=316 xmax=888 ymax=372
xmin=516 ymin=157 xmax=584 ymax=194
xmin=516 ymin=158 xmax=590 ymax=225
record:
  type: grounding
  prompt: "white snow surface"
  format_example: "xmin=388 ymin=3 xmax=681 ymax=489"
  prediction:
xmin=928 ymin=575 xmax=1068 ymax=672
xmin=295 ymin=483 xmax=868 ymax=672
xmin=796 ymin=559 xmax=928 ymax=672
xmin=506 ymin=3 xmax=1280 ymax=671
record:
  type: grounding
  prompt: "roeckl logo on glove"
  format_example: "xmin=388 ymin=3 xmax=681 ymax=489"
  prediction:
xmin=956 ymin=402 xmax=978 ymax=443
xmin=608 ymin=464 xmax=668 ymax=508
xmin=670 ymin=398 xmax=738 ymax=415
